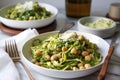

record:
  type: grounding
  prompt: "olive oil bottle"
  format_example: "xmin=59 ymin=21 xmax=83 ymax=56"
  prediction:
xmin=65 ymin=0 xmax=92 ymax=18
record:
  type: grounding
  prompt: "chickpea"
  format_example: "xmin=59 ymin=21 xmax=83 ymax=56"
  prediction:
xmin=73 ymin=67 xmax=78 ymax=70
xmin=81 ymin=51 xmax=89 ymax=57
xmin=47 ymin=62 xmax=51 ymax=66
xmin=77 ymin=63 xmax=83 ymax=67
xmin=34 ymin=50 xmax=42 ymax=57
xmin=52 ymin=51 xmax=57 ymax=54
xmin=79 ymin=65 xmax=85 ymax=70
xmin=62 ymin=47 xmax=67 ymax=52
xmin=57 ymin=48 xmax=62 ymax=51
xmin=85 ymin=55 xmax=91 ymax=61
xmin=90 ymin=54 xmax=94 ymax=59
xmin=53 ymin=61 xmax=59 ymax=66
xmin=51 ymin=54 xmax=58 ymax=61
xmin=45 ymin=55 xmax=51 ymax=61
xmin=29 ymin=16 xmax=34 ymax=20
xmin=84 ymin=64 xmax=91 ymax=69
xmin=79 ymin=35 xmax=84 ymax=40
xmin=35 ymin=62 xmax=40 ymax=66
xmin=59 ymin=58 xmax=63 ymax=62
xmin=56 ymin=54 xmax=62 ymax=58
xmin=73 ymin=32 xmax=78 ymax=37
xmin=71 ymin=48 xmax=78 ymax=54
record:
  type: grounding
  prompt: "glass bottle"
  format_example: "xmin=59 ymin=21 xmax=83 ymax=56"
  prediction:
xmin=65 ymin=0 xmax=92 ymax=18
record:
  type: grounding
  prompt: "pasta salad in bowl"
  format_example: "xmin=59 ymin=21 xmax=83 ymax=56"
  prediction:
xmin=0 ymin=1 xmax=58 ymax=29
xmin=22 ymin=31 xmax=109 ymax=78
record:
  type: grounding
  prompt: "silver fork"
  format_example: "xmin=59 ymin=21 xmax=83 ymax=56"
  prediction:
xmin=5 ymin=40 xmax=35 ymax=80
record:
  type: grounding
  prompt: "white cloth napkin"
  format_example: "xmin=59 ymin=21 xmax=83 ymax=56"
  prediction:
xmin=0 ymin=48 xmax=20 ymax=80
xmin=0 ymin=28 xmax=39 ymax=80
xmin=0 ymin=28 xmax=39 ymax=50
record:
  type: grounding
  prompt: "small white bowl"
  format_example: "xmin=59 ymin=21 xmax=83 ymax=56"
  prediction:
xmin=0 ymin=3 xmax=58 ymax=29
xmin=22 ymin=31 xmax=109 ymax=78
xmin=77 ymin=16 xmax=117 ymax=38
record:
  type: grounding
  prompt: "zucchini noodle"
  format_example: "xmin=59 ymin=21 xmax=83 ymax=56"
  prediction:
xmin=31 ymin=32 xmax=103 ymax=70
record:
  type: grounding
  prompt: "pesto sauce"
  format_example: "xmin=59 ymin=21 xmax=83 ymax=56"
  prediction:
xmin=84 ymin=19 xmax=114 ymax=29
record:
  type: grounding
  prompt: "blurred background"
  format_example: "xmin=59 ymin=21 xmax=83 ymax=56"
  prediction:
xmin=0 ymin=0 xmax=120 ymax=16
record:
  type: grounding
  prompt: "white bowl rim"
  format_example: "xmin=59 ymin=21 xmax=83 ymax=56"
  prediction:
xmin=78 ymin=16 xmax=116 ymax=31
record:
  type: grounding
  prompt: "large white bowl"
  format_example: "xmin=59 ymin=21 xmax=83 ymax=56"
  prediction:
xmin=0 ymin=3 xmax=58 ymax=29
xmin=77 ymin=16 xmax=117 ymax=38
xmin=22 ymin=31 xmax=109 ymax=78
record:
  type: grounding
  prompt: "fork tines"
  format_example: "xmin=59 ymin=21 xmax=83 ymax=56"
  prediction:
xmin=5 ymin=40 xmax=20 ymax=59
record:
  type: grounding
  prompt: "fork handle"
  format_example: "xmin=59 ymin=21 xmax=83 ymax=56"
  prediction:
xmin=18 ymin=60 xmax=35 ymax=80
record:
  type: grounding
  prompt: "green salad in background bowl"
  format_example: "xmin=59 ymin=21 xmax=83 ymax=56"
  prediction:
xmin=5 ymin=1 xmax=52 ymax=20
xmin=22 ymin=31 xmax=109 ymax=78
xmin=0 ymin=1 xmax=58 ymax=29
